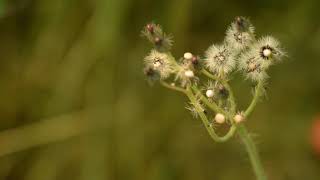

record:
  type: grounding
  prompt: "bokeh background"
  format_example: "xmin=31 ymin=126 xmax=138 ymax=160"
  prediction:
xmin=0 ymin=0 xmax=320 ymax=179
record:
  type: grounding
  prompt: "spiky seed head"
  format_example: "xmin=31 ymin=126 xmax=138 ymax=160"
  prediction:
xmin=226 ymin=17 xmax=255 ymax=51
xmin=204 ymin=44 xmax=236 ymax=76
xmin=144 ymin=50 xmax=173 ymax=79
xmin=254 ymin=36 xmax=284 ymax=66
xmin=239 ymin=49 xmax=268 ymax=82
xmin=206 ymin=89 xmax=214 ymax=98
xmin=215 ymin=113 xmax=225 ymax=124
xmin=184 ymin=52 xmax=193 ymax=60
xmin=141 ymin=23 xmax=173 ymax=51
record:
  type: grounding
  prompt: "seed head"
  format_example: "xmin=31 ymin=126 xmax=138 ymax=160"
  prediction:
xmin=141 ymin=23 xmax=173 ymax=51
xmin=204 ymin=44 xmax=236 ymax=76
xmin=254 ymin=36 xmax=284 ymax=64
xmin=144 ymin=50 xmax=173 ymax=79
xmin=226 ymin=17 xmax=255 ymax=52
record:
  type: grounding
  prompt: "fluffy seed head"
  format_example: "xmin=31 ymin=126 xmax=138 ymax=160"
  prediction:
xmin=239 ymin=51 xmax=268 ymax=81
xmin=226 ymin=17 xmax=255 ymax=51
xmin=206 ymin=89 xmax=214 ymax=98
xmin=215 ymin=113 xmax=225 ymax=124
xmin=142 ymin=23 xmax=173 ymax=51
xmin=255 ymin=36 xmax=284 ymax=66
xmin=204 ymin=44 xmax=236 ymax=76
xmin=144 ymin=50 xmax=173 ymax=79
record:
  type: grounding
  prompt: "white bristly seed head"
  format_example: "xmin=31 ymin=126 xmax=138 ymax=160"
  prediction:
xmin=144 ymin=49 xmax=173 ymax=79
xmin=254 ymin=36 xmax=284 ymax=67
xmin=225 ymin=17 xmax=255 ymax=51
xmin=204 ymin=44 xmax=236 ymax=76
xmin=238 ymin=50 xmax=268 ymax=82
xmin=184 ymin=52 xmax=193 ymax=60
xmin=215 ymin=113 xmax=225 ymax=124
xmin=206 ymin=89 xmax=214 ymax=98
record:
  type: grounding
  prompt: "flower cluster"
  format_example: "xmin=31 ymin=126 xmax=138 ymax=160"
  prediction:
xmin=141 ymin=17 xmax=285 ymax=126
xmin=141 ymin=17 xmax=286 ymax=179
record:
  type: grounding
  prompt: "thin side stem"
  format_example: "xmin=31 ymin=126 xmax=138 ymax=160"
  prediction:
xmin=191 ymin=86 xmax=224 ymax=113
xmin=185 ymin=87 xmax=236 ymax=142
xmin=244 ymin=81 xmax=263 ymax=117
xmin=201 ymin=69 xmax=236 ymax=114
xmin=160 ymin=81 xmax=186 ymax=94
xmin=237 ymin=124 xmax=267 ymax=180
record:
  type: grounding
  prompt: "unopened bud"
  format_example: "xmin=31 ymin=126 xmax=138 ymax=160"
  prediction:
xmin=184 ymin=70 xmax=194 ymax=78
xmin=215 ymin=113 xmax=225 ymax=124
xmin=184 ymin=52 xmax=193 ymax=60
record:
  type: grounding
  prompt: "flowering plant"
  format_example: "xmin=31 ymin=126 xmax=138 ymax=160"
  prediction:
xmin=141 ymin=17 xmax=285 ymax=180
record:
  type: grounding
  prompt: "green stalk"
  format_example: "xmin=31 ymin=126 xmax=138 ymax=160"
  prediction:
xmin=244 ymin=81 xmax=263 ymax=117
xmin=237 ymin=124 xmax=267 ymax=180
xmin=185 ymin=87 xmax=236 ymax=143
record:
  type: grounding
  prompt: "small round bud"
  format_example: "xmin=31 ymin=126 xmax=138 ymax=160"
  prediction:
xmin=234 ymin=114 xmax=244 ymax=124
xmin=263 ymin=48 xmax=272 ymax=57
xmin=206 ymin=89 xmax=214 ymax=98
xmin=146 ymin=24 xmax=154 ymax=33
xmin=154 ymin=37 xmax=162 ymax=45
xmin=184 ymin=70 xmax=194 ymax=78
xmin=184 ymin=52 xmax=193 ymax=60
xmin=191 ymin=56 xmax=199 ymax=65
xmin=215 ymin=113 xmax=225 ymax=124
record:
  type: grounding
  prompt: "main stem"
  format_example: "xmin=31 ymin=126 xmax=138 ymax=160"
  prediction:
xmin=237 ymin=124 xmax=267 ymax=180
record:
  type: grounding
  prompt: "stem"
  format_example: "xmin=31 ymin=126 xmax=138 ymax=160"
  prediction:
xmin=191 ymin=86 xmax=224 ymax=113
xmin=160 ymin=81 xmax=186 ymax=94
xmin=237 ymin=124 xmax=267 ymax=180
xmin=244 ymin=81 xmax=263 ymax=117
xmin=201 ymin=69 xmax=236 ymax=114
xmin=185 ymin=87 xmax=236 ymax=142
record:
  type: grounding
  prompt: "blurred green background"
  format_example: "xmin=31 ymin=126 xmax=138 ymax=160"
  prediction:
xmin=0 ymin=0 xmax=319 ymax=179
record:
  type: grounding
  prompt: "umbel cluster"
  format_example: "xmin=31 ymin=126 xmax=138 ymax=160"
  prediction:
xmin=141 ymin=17 xmax=284 ymax=128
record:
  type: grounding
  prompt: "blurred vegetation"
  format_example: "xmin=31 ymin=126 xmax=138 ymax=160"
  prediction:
xmin=0 ymin=0 xmax=319 ymax=179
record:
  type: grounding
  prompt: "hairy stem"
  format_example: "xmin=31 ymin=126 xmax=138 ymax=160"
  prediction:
xmin=185 ymin=87 xmax=236 ymax=142
xmin=191 ymin=85 xmax=224 ymax=113
xmin=244 ymin=81 xmax=264 ymax=117
xmin=201 ymin=69 xmax=236 ymax=114
xmin=160 ymin=81 xmax=186 ymax=93
xmin=237 ymin=124 xmax=267 ymax=180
